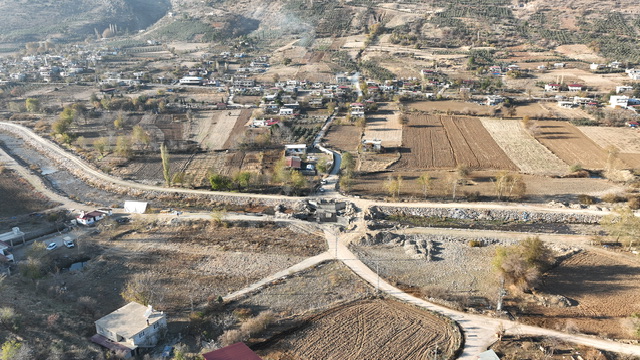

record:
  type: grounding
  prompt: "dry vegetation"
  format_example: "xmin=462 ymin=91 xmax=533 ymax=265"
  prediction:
xmin=481 ymin=119 xmax=568 ymax=176
xmin=533 ymin=121 xmax=609 ymax=170
xmin=324 ymin=124 xmax=362 ymax=152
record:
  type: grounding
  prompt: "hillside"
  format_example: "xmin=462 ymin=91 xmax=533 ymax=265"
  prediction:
xmin=0 ymin=0 xmax=170 ymax=44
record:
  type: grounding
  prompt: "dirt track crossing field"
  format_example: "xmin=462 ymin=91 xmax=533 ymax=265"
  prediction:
xmin=259 ymin=299 xmax=461 ymax=360
xmin=534 ymin=121 xmax=608 ymax=169
xmin=394 ymin=115 xmax=517 ymax=171
xmin=481 ymin=119 xmax=568 ymax=175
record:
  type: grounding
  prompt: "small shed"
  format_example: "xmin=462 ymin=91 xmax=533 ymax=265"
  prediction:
xmin=124 ymin=201 xmax=148 ymax=214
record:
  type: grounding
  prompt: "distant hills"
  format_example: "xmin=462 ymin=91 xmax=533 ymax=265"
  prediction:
xmin=0 ymin=0 xmax=170 ymax=44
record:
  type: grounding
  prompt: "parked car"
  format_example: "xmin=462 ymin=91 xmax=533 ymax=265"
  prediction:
xmin=116 ymin=217 xmax=130 ymax=224
xmin=46 ymin=242 xmax=58 ymax=251
xmin=63 ymin=237 xmax=75 ymax=248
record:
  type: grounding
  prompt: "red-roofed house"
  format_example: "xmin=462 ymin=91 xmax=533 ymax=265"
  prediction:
xmin=567 ymin=84 xmax=583 ymax=92
xmin=77 ymin=211 xmax=106 ymax=226
xmin=202 ymin=343 xmax=262 ymax=360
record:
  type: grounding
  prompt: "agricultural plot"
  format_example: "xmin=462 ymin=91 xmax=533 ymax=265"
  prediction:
xmin=408 ymin=101 xmax=495 ymax=116
xmin=260 ymin=299 xmax=460 ymax=360
xmin=520 ymin=250 xmax=640 ymax=339
xmin=533 ymin=121 xmax=608 ymax=169
xmin=324 ymin=124 xmax=362 ymax=152
xmin=394 ymin=115 xmax=517 ymax=171
xmin=364 ymin=103 xmax=402 ymax=148
xmin=480 ymin=119 xmax=568 ymax=176
xmin=579 ymin=126 xmax=640 ymax=168
xmin=203 ymin=110 xmax=244 ymax=150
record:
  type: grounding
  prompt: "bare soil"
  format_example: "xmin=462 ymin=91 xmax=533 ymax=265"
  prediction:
xmin=364 ymin=102 xmax=402 ymax=147
xmin=534 ymin=121 xmax=609 ymax=169
xmin=324 ymin=124 xmax=362 ymax=152
xmin=392 ymin=115 xmax=517 ymax=171
xmin=256 ymin=299 xmax=461 ymax=360
xmin=517 ymin=250 xmax=640 ymax=339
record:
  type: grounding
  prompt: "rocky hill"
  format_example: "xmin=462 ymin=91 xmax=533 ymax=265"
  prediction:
xmin=0 ymin=0 xmax=170 ymax=44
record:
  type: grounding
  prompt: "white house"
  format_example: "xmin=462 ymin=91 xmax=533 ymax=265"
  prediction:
xmin=279 ymin=108 xmax=294 ymax=116
xmin=610 ymin=95 xmax=630 ymax=108
xmin=616 ymin=86 xmax=634 ymax=94
xmin=77 ymin=211 xmax=106 ymax=226
xmin=362 ymin=139 xmax=382 ymax=152
xmin=486 ymin=95 xmax=504 ymax=106
xmin=350 ymin=102 xmax=365 ymax=117
xmin=544 ymin=83 xmax=561 ymax=92
xmin=179 ymin=76 xmax=203 ymax=85
xmin=284 ymin=144 xmax=307 ymax=156
xmin=91 ymin=302 xmax=167 ymax=359
xmin=567 ymin=84 xmax=583 ymax=92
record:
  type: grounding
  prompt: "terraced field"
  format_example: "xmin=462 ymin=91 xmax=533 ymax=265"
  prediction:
xmin=481 ymin=119 xmax=568 ymax=176
xmin=260 ymin=299 xmax=461 ymax=360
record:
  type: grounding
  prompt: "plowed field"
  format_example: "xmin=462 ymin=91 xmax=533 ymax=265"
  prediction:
xmin=260 ymin=299 xmax=461 ymax=360
xmin=394 ymin=115 xmax=517 ymax=170
xmin=0 ymin=170 xmax=55 ymax=218
xmin=324 ymin=124 xmax=362 ymax=152
xmin=481 ymin=119 xmax=568 ymax=175
xmin=520 ymin=250 xmax=640 ymax=339
xmin=533 ymin=121 xmax=608 ymax=169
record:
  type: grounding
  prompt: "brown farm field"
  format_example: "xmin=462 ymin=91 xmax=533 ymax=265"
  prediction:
xmin=324 ymin=124 xmax=362 ymax=152
xmin=518 ymin=250 xmax=640 ymax=339
xmin=364 ymin=102 xmax=403 ymax=147
xmin=533 ymin=121 xmax=609 ymax=170
xmin=579 ymin=126 xmax=640 ymax=168
xmin=393 ymin=115 xmax=517 ymax=171
xmin=257 ymin=299 xmax=461 ymax=360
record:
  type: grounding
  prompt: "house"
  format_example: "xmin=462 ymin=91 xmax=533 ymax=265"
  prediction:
xmin=285 ymin=156 xmax=302 ymax=169
xmin=476 ymin=349 xmax=500 ymax=360
xmin=0 ymin=240 xmax=14 ymax=262
xmin=91 ymin=302 xmax=167 ymax=359
xmin=617 ymin=86 xmax=634 ymax=94
xmin=558 ymin=101 xmax=575 ymax=108
xmin=486 ymin=95 xmax=504 ymax=106
xmin=284 ymin=144 xmax=307 ymax=156
xmin=554 ymin=62 xmax=566 ymax=68
xmin=567 ymin=84 xmax=583 ymax=92
xmin=179 ymin=76 xmax=204 ymax=85
xmin=362 ymin=139 xmax=382 ymax=152
xmin=590 ymin=63 xmax=604 ymax=71
xmin=279 ymin=108 xmax=294 ymax=116
xmin=202 ymin=342 xmax=262 ymax=360
xmin=0 ymin=227 xmax=25 ymax=247
xmin=336 ymin=73 xmax=349 ymax=84
xmin=610 ymin=95 xmax=630 ymax=108
xmin=77 ymin=210 xmax=106 ymax=225
xmin=544 ymin=83 xmax=561 ymax=92
xmin=350 ymin=102 xmax=365 ymax=117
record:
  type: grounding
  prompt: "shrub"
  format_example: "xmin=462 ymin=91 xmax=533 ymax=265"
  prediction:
xmin=232 ymin=308 xmax=252 ymax=321
xmin=628 ymin=196 xmax=640 ymax=210
xmin=601 ymin=193 xmax=627 ymax=204
xmin=468 ymin=239 xmax=482 ymax=247
xmin=240 ymin=311 xmax=275 ymax=337
xmin=569 ymin=164 xmax=583 ymax=173
xmin=578 ymin=194 xmax=596 ymax=205
xmin=219 ymin=329 xmax=247 ymax=347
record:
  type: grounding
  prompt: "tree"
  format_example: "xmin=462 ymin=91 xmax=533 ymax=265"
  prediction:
xmin=160 ymin=143 xmax=171 ymax=186
xmin=494 ymin=171 xmax=526 ymax=200
xmin=113 ymin=112 xmax=125 ymax=130
xmin=417 ymin=172 xmax=432 ymax=198
xmin=233 ymin=171 xmax=252 ymax=190
xmin=120 ymin=271 xmax=165 ymax=306
xmin=602 ymin=207 xmax=640 ymax=249
xmin=209 ymin=173 xmax=231 ymax=191
xmin=492 ymin=236 xmax=553 ymax=292
xmin=0 ymin=307 xmax=16 ymax=330
xmin=384 ymin=175 xmax=402 ymax=200
xmin=115 ymin=136 xmax=132 ymax=159
xmin=25 ymin=98 xmax=39 ymax=113
xmin=132 ymin=125 xmax=150 ymax=150
xmin=93 ymin=137 xmax=109 ymax=157
xmin=289 ymin=170 xmax=308 ymax=195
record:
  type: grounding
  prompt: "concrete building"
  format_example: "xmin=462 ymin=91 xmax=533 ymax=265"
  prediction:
xmin=91 ymin=302 xmax=167 ymax=358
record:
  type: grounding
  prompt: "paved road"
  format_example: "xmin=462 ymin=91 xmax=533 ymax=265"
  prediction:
xmin=2 ymin=122 xmax=639 ymax=358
